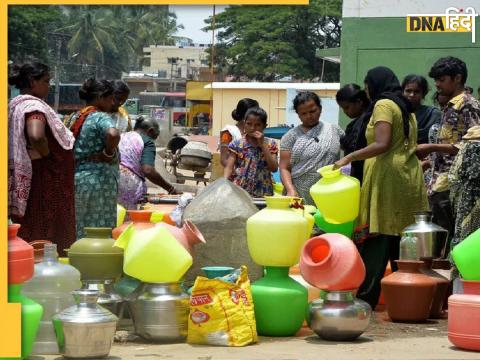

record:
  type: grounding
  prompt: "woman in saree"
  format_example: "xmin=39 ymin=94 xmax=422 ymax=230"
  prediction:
xmin=111 ymin=80 xmax=132 ymax=133
xmin=65 ymin=78 xmax=120 ymax=239
xmin=117 ymin=116 xmax=178 ymax=210
xmin=8 ymin=62 xmax=76 ymax=254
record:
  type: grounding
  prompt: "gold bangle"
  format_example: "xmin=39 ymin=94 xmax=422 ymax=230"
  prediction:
xmin=349 ymin=153 xmax=358 ymax=161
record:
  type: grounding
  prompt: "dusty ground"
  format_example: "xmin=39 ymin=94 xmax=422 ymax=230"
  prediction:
xmin=33 ymin=311 xmax=479 ymax=360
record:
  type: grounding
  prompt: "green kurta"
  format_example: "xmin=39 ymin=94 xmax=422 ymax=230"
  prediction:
xmin=359 ymin=99 xmax=429 ymax=236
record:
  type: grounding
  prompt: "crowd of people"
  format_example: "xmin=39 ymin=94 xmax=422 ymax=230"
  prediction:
xmin=8 ymin=62 xmax=177 ymax=254
xmin=221 ymin=56 xmax=480 ymax=309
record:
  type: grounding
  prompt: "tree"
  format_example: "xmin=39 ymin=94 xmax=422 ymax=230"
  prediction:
xmin=204 ymin=0 xmax=342 ymax=81
xmin=9 ymin=5 xmax=183 ymax=80
xmin=8 ymin=6 xmax=65 ymax=63
xmin=61 ymin=5 xmax=182 ymax=78
xmin=60 ymin=6 xmax=119 ymax=78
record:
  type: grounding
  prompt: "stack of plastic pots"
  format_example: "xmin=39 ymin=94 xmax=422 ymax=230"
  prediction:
xmin=246 ymin=196 xmax=309 ymax=336
xmin=309 ymin=165 xmax=360 ymax=239
xmin=299 ymin=233 xmax=371 ymax=341
xmin=8 ymin=223 xmax=43 ymax=359
xmin=115 ymin=223 xmax=193 ymax=342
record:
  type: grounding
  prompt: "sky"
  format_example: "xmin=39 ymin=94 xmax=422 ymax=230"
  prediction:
xmin=170 ymin=5 xmax=228 ymax=44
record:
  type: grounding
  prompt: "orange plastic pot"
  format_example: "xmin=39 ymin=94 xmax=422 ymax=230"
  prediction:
xmin=448 ymin=280 xmax=480 ymax=351
xmin=29 ymin=240 xmax=53 ymax=264
xmin=112 ymin=210 xmax=155 ymax=239
xmin=8 ymin=224 xmax=34 ymax=284
xmin=299 ymin=234 xmax=366 ymax=291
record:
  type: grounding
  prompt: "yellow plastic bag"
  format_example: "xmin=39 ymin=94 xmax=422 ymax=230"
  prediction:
xmin=187 ymin=266 xmax=257 ymax=346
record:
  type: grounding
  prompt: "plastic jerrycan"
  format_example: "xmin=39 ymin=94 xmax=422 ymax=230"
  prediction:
xmin=114 ymin=224 xmax=193 ymax=283
xmin=310 ymin=165 xmax=360 ymax=224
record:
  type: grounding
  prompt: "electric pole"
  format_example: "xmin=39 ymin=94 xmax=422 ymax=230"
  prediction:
xmin=53 ymin=36 xmax=62 ymax=112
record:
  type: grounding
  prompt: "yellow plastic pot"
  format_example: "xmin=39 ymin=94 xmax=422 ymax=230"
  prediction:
xmin=114 ymin=224 xmax=192 ymax=283
xmin=117 ymin=204 xmax=126 ymax=227
xmin=293 ymin=208 xmax=315 ymax=240
xmin=247 ymin=196 xmax=308 ymax=267
xmin=273 ymin=182 xmax=284 ymax=196
xmin=150 ymin=211 xmax=164 ymax=223
xmin=310 ymin=165 xmax=360 ymax=224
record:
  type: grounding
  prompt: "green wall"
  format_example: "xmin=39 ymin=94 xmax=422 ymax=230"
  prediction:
xmin=339 ymin=17 xmax=480 ymax=127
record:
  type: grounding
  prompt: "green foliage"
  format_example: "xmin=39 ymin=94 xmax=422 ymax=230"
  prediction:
xmin=8 ymin=6 xmax=64 ymax=63
xmin=204 ymin=0 xmax=342 ymax=81
xmin=8 ymin=5 xmax=182 ymax=80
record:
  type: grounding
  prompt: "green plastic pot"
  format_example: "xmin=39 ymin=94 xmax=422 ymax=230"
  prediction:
xmin=314 ymin=209 xmax=355 ymax=238
xmin=8 ymin=284 xmax=43 ymax=359
xmin=68 ymin=227 xmax=123 ymax=281
xmin=251 ymin=266 xmax=307 ymax=336
xmin=451 ymin=228 xmax=480 ymax=280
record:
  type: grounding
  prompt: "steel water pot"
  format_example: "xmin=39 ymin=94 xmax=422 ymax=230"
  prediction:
xmin=307 ymin=290 xmax=371 ymax=341
xmin=81 ymin=280 xmax=124 ymax=317
xmin=52 ymin=290 xmax=118 ymax=358
xmin=127 ymin=282 xmax=189 ymax=342
xmin=402 ymin=211 xmax=448 ymax=259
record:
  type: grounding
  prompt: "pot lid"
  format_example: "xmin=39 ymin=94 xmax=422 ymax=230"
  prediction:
xmin=403 ymin=211 xmax=448 ymax=233
xmin=53 ymin=290 xmax=118 ymax=324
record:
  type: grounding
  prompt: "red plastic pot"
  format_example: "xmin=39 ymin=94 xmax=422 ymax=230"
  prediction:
xmin=8 ymin=224 xmax=34 ymax=284
xmin=299 ymin=234 xmax=365 ymax=291
xmin=448 ymin=280 xmax=480 ymax=351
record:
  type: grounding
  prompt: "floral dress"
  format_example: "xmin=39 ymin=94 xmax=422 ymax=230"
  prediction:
xmin=448 ymin=140 xmax=480 ymax=251
xmin=228 ymin=136 xmax=278 ymax=197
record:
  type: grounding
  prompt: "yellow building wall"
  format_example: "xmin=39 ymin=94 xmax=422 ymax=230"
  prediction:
xmin=211 ymin=88 xmax=337 ymax=135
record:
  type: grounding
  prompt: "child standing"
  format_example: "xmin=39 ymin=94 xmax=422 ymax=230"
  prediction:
xmin=224 ymin=107 xmax=278 ymax=197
